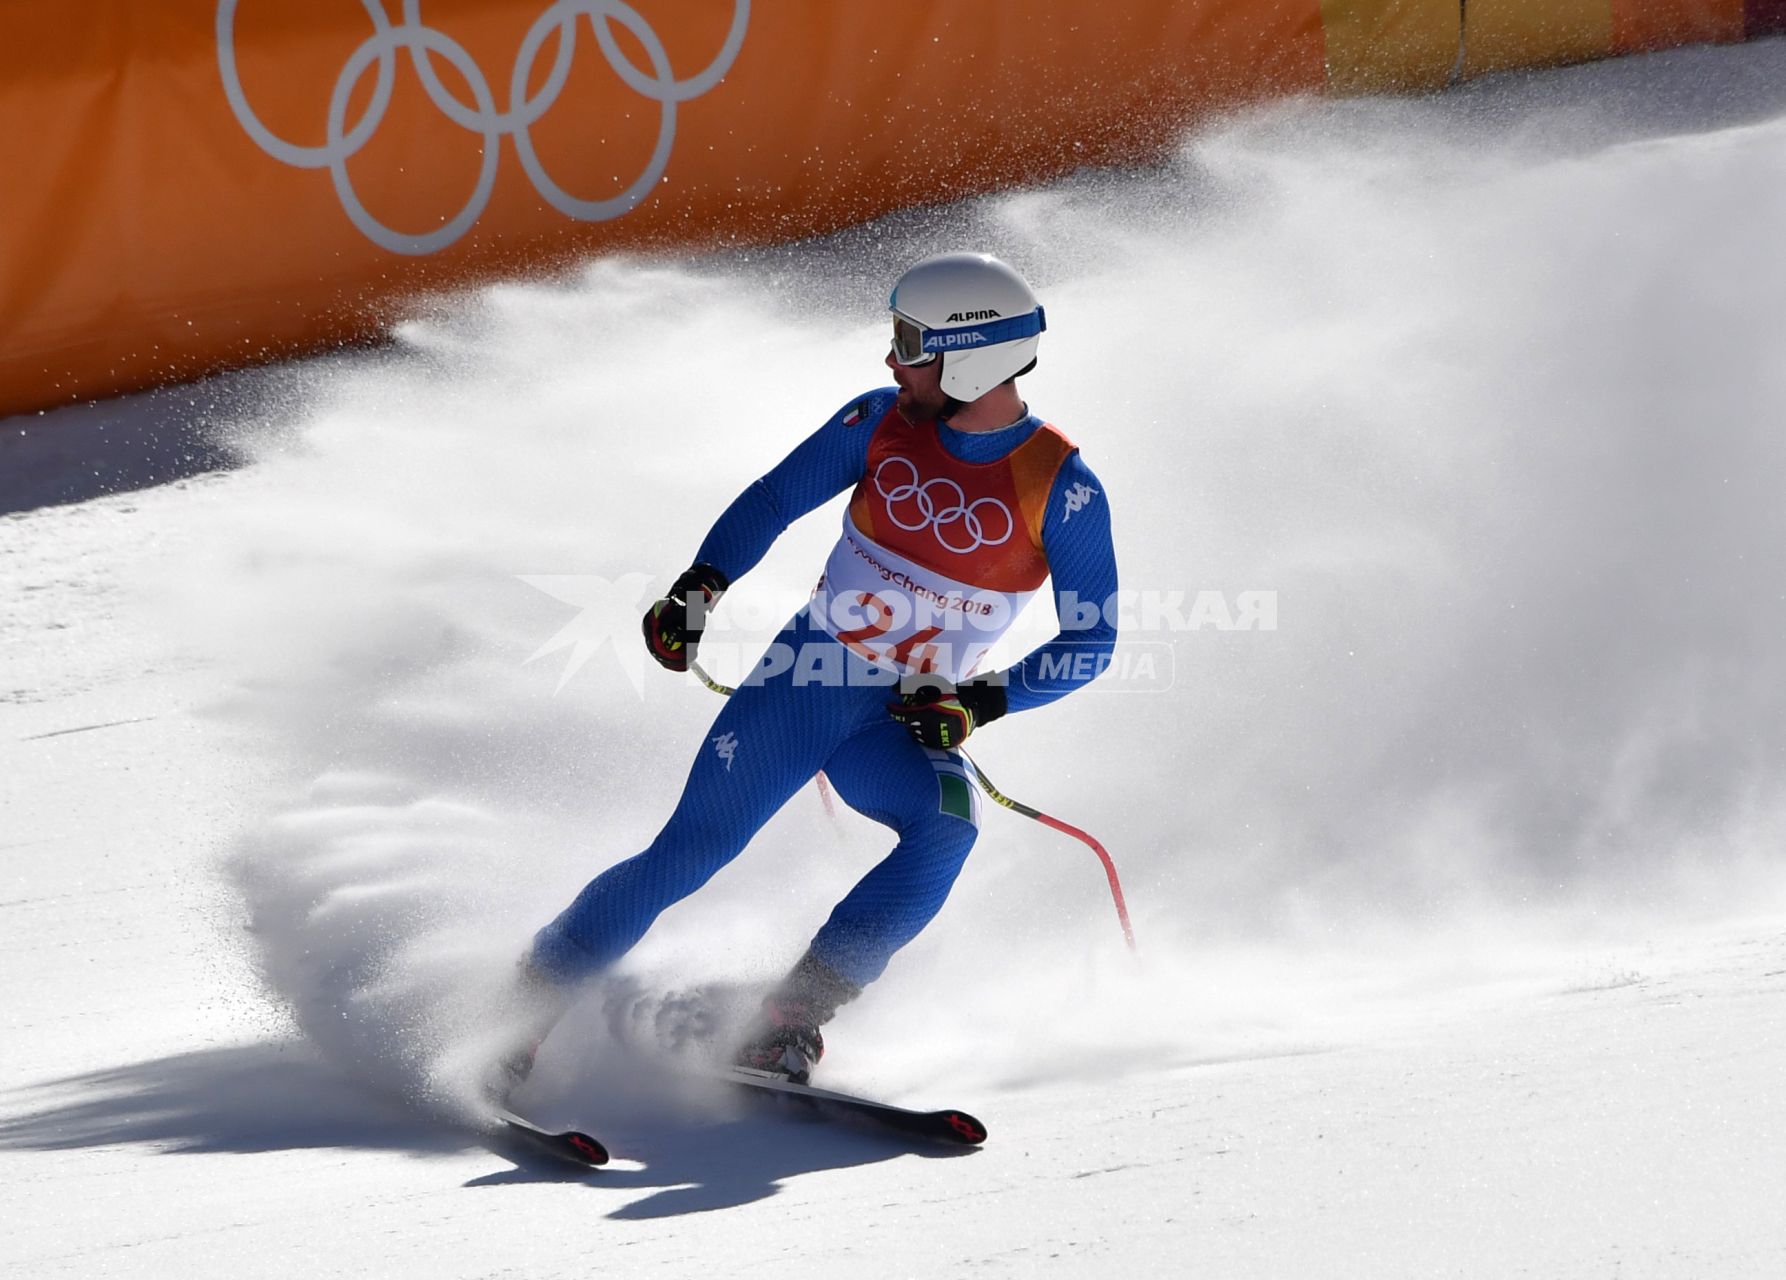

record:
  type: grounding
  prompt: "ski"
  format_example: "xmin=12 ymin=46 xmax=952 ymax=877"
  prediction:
xmin=491 ymin=1105 xmax=610 ymax=1168
xmin=722 ymin=1065 xmax=988 ymax=1146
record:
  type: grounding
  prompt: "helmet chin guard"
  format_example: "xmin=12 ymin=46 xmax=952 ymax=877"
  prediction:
xmin=889 ymin=253 xmax=1045 ymax=401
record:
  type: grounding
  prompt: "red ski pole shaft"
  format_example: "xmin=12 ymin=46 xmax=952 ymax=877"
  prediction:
xmin=962 ymin=750 xmax=1137 ymax=953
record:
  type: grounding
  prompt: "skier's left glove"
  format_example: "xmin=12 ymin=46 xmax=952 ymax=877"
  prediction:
xmin=887 ymin=676 xmax=1007 ymax=751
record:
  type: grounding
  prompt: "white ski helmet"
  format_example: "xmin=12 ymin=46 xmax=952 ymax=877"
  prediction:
xmin=888 ymin=252 xmax=1046 ymax=401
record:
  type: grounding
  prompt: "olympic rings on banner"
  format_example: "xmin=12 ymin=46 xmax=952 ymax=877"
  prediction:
xmin=215 ymin=0 xmax=750 ymax=255
xmin=874 ymin=457 xmax=1015 ymax=555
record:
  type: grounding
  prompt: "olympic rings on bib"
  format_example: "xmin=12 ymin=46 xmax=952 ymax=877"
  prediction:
xmin=215 ymin=0 xmax=750 ymax=255
xmin=873 ymin=457 xmax=1015 ymax=555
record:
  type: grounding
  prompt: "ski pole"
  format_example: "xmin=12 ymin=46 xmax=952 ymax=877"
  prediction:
xmin=960 ymin=751 xmax=1136 ymax=953
xmin=691 ymin=659 xmax=1136 ymax=953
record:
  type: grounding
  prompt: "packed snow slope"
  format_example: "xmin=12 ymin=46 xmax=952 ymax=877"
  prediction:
xmin=4 ymin=37 xmax=1786 ymax=1278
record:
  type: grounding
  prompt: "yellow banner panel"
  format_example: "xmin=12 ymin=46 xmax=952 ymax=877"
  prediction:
xmin=1462 ymin=0 xmax=1615 ymax=77
xmin=0 ymin=0 xmax=1328 ymax=419
xmin=1321 ymin=0 xmax=1460 ymax=94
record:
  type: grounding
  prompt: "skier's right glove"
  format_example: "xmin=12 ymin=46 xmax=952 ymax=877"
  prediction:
xmin=887 ymin=675 xmax=1007 ymax=750
xmin=641 ymin=562 xmax=729 ymax=672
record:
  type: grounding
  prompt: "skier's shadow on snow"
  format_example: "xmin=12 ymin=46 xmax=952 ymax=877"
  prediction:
xmin=0 ymin=1038 xmax=975 ymax=1219
xmin=468 ymin=1106 xmax=977 ymax=1218
xmin=0 ymin=1040 xmax=464 ymax=1160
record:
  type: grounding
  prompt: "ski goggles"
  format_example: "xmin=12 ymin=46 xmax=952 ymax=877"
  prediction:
xmin=889 ymin=307 xmax=1048 ymax=367
xmin=890 ymin=315 xmax=936 ymax=366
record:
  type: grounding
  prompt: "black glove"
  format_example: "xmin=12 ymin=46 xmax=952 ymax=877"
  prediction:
xmin=641 ymin=563 xmax=729 ymax=672
xmin=887 ymin=676 xmax=1007 ymax=750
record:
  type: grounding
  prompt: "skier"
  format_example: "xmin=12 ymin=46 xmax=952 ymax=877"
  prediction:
xmin=498 ymin=252 xmax=1119 ymax=1090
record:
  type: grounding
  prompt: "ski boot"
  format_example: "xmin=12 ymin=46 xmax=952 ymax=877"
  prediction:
xmin=734 ymin=1001 xmax=827 ymax=1083
xmin=482 ymin=956 xmax=572 ymax=1106
xmin=733 ymin=951 xmax=862 ymax=1085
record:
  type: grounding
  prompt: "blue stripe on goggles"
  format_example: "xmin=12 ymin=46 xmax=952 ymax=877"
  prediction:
xmin=890 ymin=307 xmax=1046 ymax=366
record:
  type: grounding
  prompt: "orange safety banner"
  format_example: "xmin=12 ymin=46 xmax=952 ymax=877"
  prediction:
xmin=0 ymin=0 xmax=1326 ymax=419
xmin=1611 ymin=0 xmax=1745 ymax=51
xmin=0 ymin=2 xmax=1761 ymax=420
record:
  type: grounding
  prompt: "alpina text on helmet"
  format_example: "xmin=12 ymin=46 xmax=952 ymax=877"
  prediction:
xmin=946 ymin=309 xmax=1003 ymax=322
xmin=924 ymin=331 xmax=992 ymax=350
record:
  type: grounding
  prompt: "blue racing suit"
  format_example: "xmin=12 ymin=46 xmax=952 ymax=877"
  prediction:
xmin=532 ymin=388 xmax=1119 ymax=990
